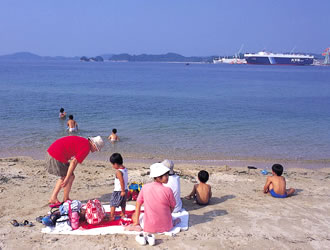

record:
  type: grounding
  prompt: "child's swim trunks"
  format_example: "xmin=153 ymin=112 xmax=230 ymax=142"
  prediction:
xmin=270 ymin=189 xmax=287 ymax=198
xmin=110 ymin=190 xmax=128 ymax=207
xmin=68 ymin=127 xmax=77 ymax=132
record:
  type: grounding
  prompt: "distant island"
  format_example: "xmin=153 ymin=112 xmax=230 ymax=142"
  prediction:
xmin=0 ymin=52 xmax=216 ymax=63
xmin=80 ymin=56 xmax=104 ymax=62
xmin=0 ymin=51 xmax=324 ymax=63
xmin=0 ymin=52 xmax=79 ymax=61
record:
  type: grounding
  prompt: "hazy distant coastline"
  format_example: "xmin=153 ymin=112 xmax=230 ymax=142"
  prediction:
xmin=0 ymin=51 xmax=324 ymax=63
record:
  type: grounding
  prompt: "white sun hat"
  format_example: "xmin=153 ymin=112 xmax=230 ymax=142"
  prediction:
xmin=88 ymin=136 xmax=104 ymax=151
xmin=149 ymin=163 xmax=170 ymax=178
xmin=161 ymin=159 xmax=174 ymax=175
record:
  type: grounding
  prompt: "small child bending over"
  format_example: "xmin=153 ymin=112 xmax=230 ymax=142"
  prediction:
xmin=264 ymin=164 xmax=295 ymax=198
xmin=185 ymin=170 xmax=212 ymax=205
xmin=109 ymin=153 xmax=128 ymax=220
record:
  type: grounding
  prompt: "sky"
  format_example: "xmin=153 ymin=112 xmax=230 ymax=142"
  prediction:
xmin=0 ymin=0 xmax=329 ymax=57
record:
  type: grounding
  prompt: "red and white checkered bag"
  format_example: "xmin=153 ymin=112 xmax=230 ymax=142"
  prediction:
xmin=85 ymin=199 xmax=105 ymax=225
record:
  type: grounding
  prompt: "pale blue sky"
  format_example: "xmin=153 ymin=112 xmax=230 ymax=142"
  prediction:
xmin=0 ymin=0 xmax=328 ymax=56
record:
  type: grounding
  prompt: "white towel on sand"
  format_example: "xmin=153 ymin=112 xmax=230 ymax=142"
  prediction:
xmin=41 ymin=204 xmax=189 ymax=236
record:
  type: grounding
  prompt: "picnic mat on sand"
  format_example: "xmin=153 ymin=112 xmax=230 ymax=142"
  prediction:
xmin=42 ymin=204 xmax=189 ymax=236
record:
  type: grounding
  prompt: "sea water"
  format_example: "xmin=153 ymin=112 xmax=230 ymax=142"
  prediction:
xmin=0 ymin=60 xmax=330 ymax=168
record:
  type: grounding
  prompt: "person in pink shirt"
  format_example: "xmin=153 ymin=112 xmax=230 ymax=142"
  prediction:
xmin=133 ymin=163 xmax=176 ymax=234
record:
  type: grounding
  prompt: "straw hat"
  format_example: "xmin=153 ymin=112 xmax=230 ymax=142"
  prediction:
xmin=88 ymin=136 xmax=104 ymax=151
xmin=149 ymin=163 xmax=170 ymax=178
xmin=161 ymin=159 xmax=174 ymax=175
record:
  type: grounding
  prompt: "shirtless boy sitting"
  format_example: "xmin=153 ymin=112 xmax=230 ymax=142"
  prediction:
xmin=185 ymin=170 xmax=212 ymax=205
xmin=264 ymin=164 xmax=295 ymax=198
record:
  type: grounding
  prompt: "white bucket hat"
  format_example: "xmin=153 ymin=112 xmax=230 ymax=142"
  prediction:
xmin=88 ymin=136 xmax=104 ymax=151
xmin=149 ymin=163 xmax=170 ymax=178
xmin=161 ymin=159 xmax=174 ymax=175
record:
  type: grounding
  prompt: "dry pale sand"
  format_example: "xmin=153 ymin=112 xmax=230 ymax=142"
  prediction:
xmin=0 ymin=157 xmax=330 ymax=250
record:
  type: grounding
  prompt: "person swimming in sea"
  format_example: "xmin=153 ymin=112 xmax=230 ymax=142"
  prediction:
xmin=108 ymin=128 xmax=119 ymax=143
xmin=59 ymin=108 xmax=66 ymax=119
xmin=67 ymin=115 xmax=78 ymax=133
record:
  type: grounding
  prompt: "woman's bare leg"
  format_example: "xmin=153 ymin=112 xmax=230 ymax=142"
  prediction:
xmin=63 ymin=174 xmax=75 ymax=201
xmin=49 ymin=177 xmax=64 ymax=204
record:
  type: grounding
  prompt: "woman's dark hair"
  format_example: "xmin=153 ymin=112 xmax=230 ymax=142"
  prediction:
xmin=112 ymin=128 xmax=117 ymax=134
xmin=60 ymin=108 xmax=64 ymax=113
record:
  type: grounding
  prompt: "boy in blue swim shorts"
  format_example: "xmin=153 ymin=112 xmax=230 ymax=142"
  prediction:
xmin=263 ymin=164 xmax=295 ymax=198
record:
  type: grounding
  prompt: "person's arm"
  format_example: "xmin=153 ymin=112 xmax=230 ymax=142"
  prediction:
xmin=263 ymin=176 xmax=271 ymax=193
xmin=169 ymin=191 xmax=176 ymax=213
xmin=133 ymin=201 xmax=142 ymax=225
xmin=61 ymin=158 xmax=78 ymax=187
xmin=116 ymin=170 xmax=126 ymax=196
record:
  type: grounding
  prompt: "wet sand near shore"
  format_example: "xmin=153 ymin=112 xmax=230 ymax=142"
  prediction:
xmin=0 ymin=156 xmax=330 ymax=249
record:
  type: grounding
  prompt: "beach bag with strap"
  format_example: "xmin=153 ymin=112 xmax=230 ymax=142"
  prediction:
xmin=67 ymin=200 xmax=80 ymax=230
xmin=85 ymin=199 xmax=105 ymax=225
xmin=60 ymin=200 xmax=82 ymax=215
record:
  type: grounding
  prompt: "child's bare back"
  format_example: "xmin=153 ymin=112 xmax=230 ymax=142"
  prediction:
xmin=67 ymin=119 xmax=77 ymax=128
xmin=264 ymin=164 xmax=295 ymax=198
xmin=185 ymin=170 xmax=212 ymax=205
xmin=264 ymin=175 xmax=287 ymax=195
xmin=194 ymin=182 xmax=212 ymax=205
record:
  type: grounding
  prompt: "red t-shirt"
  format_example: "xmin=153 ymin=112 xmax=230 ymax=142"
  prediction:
xmin=47 ymin=136 xmax=90 ymax=164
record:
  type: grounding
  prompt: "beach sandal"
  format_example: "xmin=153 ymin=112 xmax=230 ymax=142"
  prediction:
xmin=10 ymin=219 xmax=20 ymax=227
xmin=23 ymin=220 xmax=34 ymax=227
xmin=49 ymin=202 xmax=62 ymax=208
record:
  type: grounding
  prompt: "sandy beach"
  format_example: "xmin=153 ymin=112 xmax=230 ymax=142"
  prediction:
xmin=0 ymin=156 xmax=330 ymax=249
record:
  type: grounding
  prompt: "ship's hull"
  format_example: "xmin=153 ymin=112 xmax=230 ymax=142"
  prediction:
xmin=245 ymin=56 xmax=313 ymax=65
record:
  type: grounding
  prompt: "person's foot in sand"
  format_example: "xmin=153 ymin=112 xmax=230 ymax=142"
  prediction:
xmin=184 ymin=195 xmax=192 ymax=200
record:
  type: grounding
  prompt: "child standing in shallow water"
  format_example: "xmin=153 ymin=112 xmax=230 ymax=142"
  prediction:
xmin=59 ymin=108 xmax=66 ymax=119
xmin=264 ymin=164 xmax=295 ymax=198
xmin=109 ymin=153 xmax=128 ymax=221
xmin=108 ymin=128 xmax=119 ymax=142
xmin=67 ymin=115 xmax=78 ymax=133
xmin=185 ymin=170 xmax=212 ymax=205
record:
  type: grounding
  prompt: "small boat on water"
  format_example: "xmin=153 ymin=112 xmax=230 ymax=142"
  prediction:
xmin=213 ymin=57 xmax=246 ymax=64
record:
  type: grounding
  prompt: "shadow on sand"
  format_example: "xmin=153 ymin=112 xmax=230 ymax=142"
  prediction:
xmin=182 ymin=194 xmax=235 ymax=212
xmin=188 ymin=209 xmax=228 ymax=226
xmin=80 ymin=193 xmax=112 ymax=205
